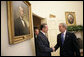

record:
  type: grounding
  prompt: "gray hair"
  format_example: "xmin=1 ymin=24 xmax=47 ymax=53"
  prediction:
xmin=60 ymin=23 xmax=67 ymax=29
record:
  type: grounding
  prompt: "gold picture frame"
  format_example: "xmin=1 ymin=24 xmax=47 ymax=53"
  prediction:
xmin=7 ymin=1 xmax=33 ymax=44
xmin=65 ymin=12 xmax=76 ymax=26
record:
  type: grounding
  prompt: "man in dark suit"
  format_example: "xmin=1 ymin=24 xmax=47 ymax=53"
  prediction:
xmin=54 ymin=23 xmax=80 ymax=56
xmin=14 ymin=6 xmax=29 ymax=36
xmin=36 ymin=24 xmax=55 ymax=56
xmin=34 ymin=27 xmax=39 ymax=56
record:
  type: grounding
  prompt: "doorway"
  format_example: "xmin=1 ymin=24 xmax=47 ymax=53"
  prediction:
xmin=33 ymin=14 xmax=41 ymax=30
xmin=33 ymin=13 xmax=45 ymax=55
xmin=33 ymin=13 xmax=50 ymax=56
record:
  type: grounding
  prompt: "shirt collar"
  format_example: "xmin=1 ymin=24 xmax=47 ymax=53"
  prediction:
xmin=41 ymin=31 xmax=45 ymax=35
xmin=63 ymin=30 xmax=67 ymax=35
xmin=20 ymin=16 xmax=23 ymax=20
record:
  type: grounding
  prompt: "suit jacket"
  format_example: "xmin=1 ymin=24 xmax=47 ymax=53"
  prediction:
xmin=54 ymin=31 xmax=80 ymax=56
xmin=34 ymin=34 xmax=38 ymax=56
xmin=14 ymin=17 xmax=29 ymax=36
xmin=36 ymin=32 xmax=53 ymax=56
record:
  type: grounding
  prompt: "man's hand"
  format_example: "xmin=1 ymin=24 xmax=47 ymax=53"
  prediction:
xmin=52 ymin=47 xmax=55 ymax=51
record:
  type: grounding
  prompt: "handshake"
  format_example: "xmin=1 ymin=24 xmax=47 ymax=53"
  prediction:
xmin=51 ymin=47 xmax=55 ymax=52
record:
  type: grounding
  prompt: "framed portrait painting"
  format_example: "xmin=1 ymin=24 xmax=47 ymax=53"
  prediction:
xmin=65 ymin=12 xmax=76 ymax=26
xmin=7 ymin=1 xmax=33 ymax=44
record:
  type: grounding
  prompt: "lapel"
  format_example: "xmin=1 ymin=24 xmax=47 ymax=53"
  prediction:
xmin=19 ymin=17 xmax=27 ymax=28
xmin=64 ymin=32 xmax=69 ymax=42
xmin=40 ymin=32 xmax=47 ymax=38
xmin=40 ymin=32 xmax=49 ymax=44
xmin=60 ymin=31 xmax=69 ymax=46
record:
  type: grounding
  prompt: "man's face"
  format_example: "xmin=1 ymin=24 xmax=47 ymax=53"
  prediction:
xmin=59 ymin=24 xmax=65 ymax=33
xmin=44 ymin=25 xmax=48 ymax=33
xmin=35 ymin=29 xmax=39 ymax=35
xmin=19 ymin=7 xmax=24 ymax=17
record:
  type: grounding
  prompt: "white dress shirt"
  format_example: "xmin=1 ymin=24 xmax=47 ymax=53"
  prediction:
xmin=62 ymin=30 xmax=67 ymax=40
xmin=20 ymin=16 xmax=25 ymax=27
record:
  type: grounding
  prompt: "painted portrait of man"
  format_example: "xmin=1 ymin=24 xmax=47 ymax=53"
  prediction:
xmin=12 ymin=1 xmax=30 ymax=36
xmin=68 ymin=14 xmax=74 ymax=24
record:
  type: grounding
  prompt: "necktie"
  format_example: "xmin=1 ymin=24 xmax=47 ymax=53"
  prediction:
xmin=61 ymin=33 xmax=64 ymax=45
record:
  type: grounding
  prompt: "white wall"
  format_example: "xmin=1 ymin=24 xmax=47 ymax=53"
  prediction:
xmin=29 ymin=1 xmax=83 ymax=56
xmin=30 ymin=1 xmax=83 ymax=25
xmin=1 ymin=1 xmax=35 ymax=56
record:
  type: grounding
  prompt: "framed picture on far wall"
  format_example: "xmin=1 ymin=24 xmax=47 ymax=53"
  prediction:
xmin=7 ymin=1 xmax=33 ymax=44
xmin=65 ymin=12 xmax=76 ymax=26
